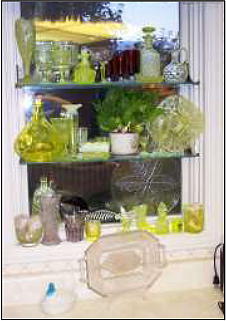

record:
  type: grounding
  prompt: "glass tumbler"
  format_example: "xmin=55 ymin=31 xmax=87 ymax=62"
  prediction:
xmin=14 ymin=214 xmax=43 ymax=247
xmin=85 ymin=220 xmax=101 ymax=242
xmin=183 ymin=203 xmax=204 ymax=233
xmin=77 ymin=127 xmax=88 ymax=152
xmin=64 ymin=213 xmax=85 ymax=242
xmin=51 ymin=118 xmax=72 ymax=156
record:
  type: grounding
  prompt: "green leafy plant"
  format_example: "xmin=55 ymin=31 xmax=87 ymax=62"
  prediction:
xmin=94 ymin=88 xmax=163 ymax=133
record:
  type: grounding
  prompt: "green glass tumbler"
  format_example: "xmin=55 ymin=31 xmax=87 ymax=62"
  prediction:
xmin=183 ymin=203 xmax=204 ymax=233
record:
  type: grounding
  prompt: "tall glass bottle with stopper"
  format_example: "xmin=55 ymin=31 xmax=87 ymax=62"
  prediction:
xmin=137 ymin=26 xmax=161 ymax=82
xmin=14 ymin=97 xmax=64 ymax=162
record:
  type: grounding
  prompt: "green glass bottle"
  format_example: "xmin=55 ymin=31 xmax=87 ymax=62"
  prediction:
xmin=14 ymin=98 xmax=64 ymax=162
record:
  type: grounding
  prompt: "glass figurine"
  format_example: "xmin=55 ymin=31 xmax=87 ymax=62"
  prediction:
xmin=72 ymin=49 xmax=95 ymax=84
xmin=14 ymin=98 xmax=65 ymax=162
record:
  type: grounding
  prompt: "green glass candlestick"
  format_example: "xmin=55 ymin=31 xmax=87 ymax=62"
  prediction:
xmin=155 ymin=202 xmax=169 ymax=235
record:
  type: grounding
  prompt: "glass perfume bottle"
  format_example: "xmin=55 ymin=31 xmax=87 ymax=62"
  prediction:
xmin=138 ymin=26 xmax=161 ymax=82
xmin=14 ymin=98 xmax=65 ymax=162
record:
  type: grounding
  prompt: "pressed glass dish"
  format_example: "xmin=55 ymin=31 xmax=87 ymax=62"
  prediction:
xmin=83 ymin=230 xmax=166 ymax=296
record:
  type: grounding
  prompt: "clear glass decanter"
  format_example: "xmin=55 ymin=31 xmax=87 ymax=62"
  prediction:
xmin=138 ymin=26 xmax=161 ymax=82
xmin=14 ymin=98 xmax=65 ymax=162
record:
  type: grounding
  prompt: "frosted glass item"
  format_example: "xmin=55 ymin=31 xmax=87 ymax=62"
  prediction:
xmin=84 ymin=231 xmax=166 ymax=296
xmin=163 ymin=48 xmax=188 ymax=83
xmin=40 ymin=195 xmax=61 ymax=245
xmin=14 ymin=99 xmax=65 ymax=162
xmin=183 ymin=203 xmax=204 ymax=233
xmin=138 ymin=26 xmax=161 ymax=81
xmin=85 ymin=220 xmax=101 ymax=242
xmin=14 ymin=215 xmax=43 ymax=247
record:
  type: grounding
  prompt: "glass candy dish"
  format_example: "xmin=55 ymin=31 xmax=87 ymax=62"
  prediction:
xmin=82 ymin=231 xmax=166 ymax=296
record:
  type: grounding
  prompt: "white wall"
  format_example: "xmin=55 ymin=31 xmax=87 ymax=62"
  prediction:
xmin=2 ymin=2 xmax=29 ymax=247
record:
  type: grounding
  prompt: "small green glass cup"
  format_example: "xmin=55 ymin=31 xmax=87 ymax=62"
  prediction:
xmin=85 ymin=220 xmax=101 ymax=242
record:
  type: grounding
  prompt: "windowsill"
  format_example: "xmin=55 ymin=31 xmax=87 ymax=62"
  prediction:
xmin=3 ymin=221 xmax=214 ymax=278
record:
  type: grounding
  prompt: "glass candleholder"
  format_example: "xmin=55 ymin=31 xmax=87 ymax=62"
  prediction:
xmin=169 ymin=217 xmax=184 ymax=233
xmin=64 ymin=213 xmax=85 ymax=242
xmin=183 ymin=203 xmax=204 ymax=233
xmin=14 ymin=215 xmax=43 ymax=247
xmin=133 ymin=204 xmax=149 ymax=230
xmin=85 ymin=220 xmax=101 ymax=242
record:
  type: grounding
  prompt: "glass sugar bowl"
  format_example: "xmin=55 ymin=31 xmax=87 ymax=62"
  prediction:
xmin=14 ymin=215 xmax=43 ymax=247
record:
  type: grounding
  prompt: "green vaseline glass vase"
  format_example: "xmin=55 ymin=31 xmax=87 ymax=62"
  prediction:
xmin=14 ymin=99 xmax=64 ymax=162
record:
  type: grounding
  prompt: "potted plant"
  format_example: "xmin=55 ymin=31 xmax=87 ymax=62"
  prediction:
xmin=94 ymin=88 xmax=162 ymax=155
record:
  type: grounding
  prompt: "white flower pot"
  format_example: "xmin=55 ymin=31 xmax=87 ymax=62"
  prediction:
xmin=110 ymin=133 xmax=139 ymax=155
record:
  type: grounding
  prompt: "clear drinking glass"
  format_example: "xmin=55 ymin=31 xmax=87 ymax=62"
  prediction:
xmin=77 ymin=127 xmax=88 ymax=151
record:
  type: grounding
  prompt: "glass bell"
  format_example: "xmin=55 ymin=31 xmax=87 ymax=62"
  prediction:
xmin=14 ymin=98 xmax=65 ymax=162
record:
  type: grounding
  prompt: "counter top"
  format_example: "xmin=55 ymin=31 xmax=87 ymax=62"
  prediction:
xmin=3 ymin=287 xmax=224 ymax=319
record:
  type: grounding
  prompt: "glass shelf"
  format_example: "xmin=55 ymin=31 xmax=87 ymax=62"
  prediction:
xmin=16 ymin=80 xmax=200 ymax=91
xmin=21 ymin=151 xmax=199 ymax=165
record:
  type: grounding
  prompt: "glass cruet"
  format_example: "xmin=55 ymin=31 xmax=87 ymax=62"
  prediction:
xmin=14 ymin=98 xmax=65 ymax=162
xmin=138 ymin=26 xmax=161 ymax=81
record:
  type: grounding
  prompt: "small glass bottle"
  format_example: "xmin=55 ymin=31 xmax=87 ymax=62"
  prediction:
xmin=138 ymin=26 xmax=161 ymax=81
